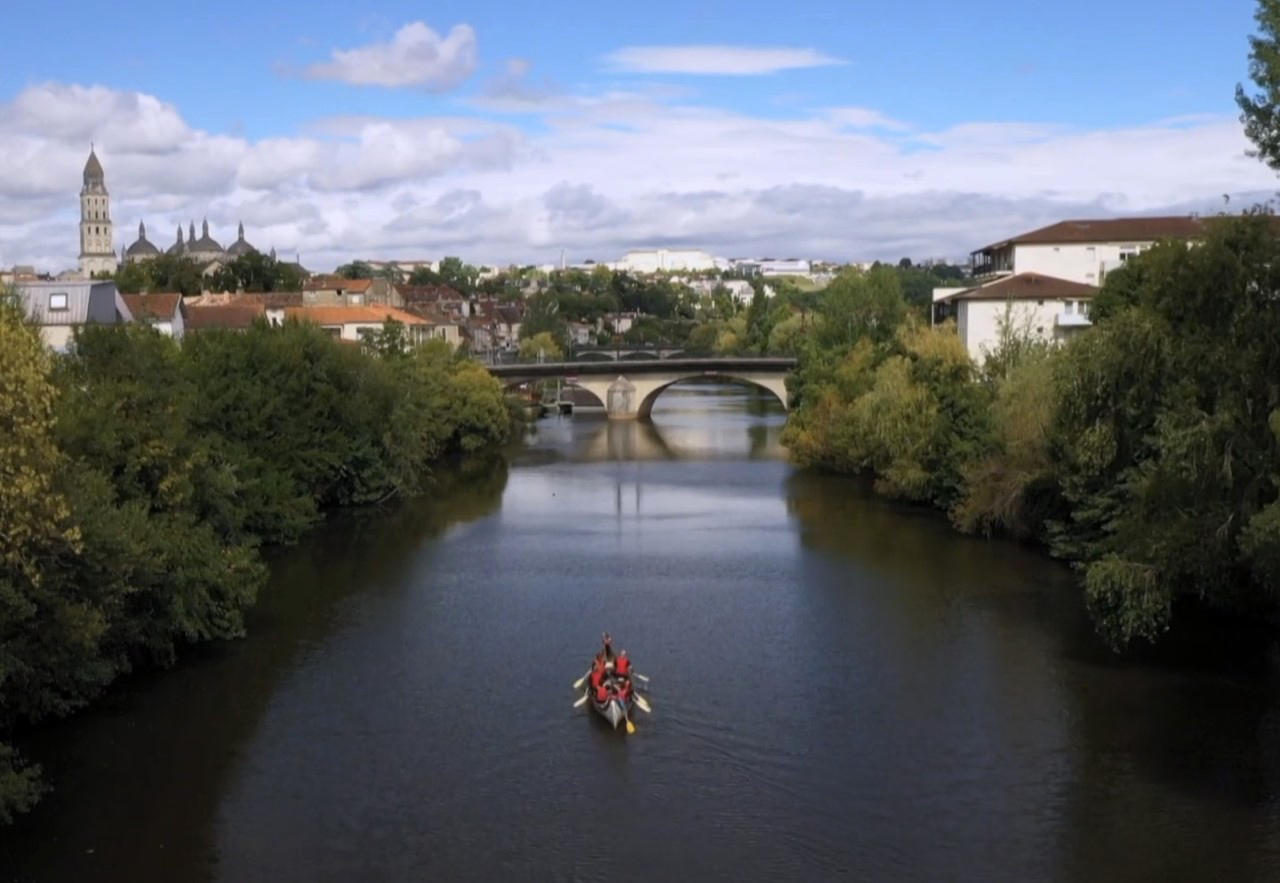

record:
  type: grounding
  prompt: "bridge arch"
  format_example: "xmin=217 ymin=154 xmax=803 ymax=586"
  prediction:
xmin=637 ymin=374 xmax=788 ymax=419
xmin=486 ymin=358 xmax=796 ymax=420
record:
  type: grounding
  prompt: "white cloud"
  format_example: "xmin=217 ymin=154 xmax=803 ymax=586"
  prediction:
xmin=825 ymin=107 xmax=910 ymax=132
xmin=603 ymin=45 xmax=845 ymax=75
xmin=1 ymin=80 xmax=1276 ymax=273
xmin=304 ymin=21 xmax=476 ymax=89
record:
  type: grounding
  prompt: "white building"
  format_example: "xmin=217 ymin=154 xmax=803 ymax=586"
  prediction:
xmin=934 ymin=216 xmax=1206 ymax=363
xmin=15 ymin=279 xmax=130 ymax=351
xmin=967 ymin=216 xmax=1204 ymax=286
xmin=616 ymin=249 xmax=719 ymax=273
xmin=936 ymin=273 xmax=1097 ymax=363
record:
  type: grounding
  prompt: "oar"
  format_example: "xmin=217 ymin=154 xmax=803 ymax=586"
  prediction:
xmin=632 ymin=672 xmax=650 ymax=684
xmin=625 ymin=710 xmax=636 ymax=734
xmin=572 ymin=669 xmax=591 ymax=690
xmin=633 ymin=693 xmax=652 ymax=714
xmin=573 ymin=691 xmax=589 ymax=708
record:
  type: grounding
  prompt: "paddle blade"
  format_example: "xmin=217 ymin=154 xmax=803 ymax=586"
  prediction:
xmin=572 ymin=670 xmax=590 ymax=690
xmin=625 ymin=718 xmax=636 ymax=734
xmin=632 ymin=672 xmax=650 ymax=683
xmin=633 ymin=693 xmax=651 ymax=713
xmin=573 ymin=692 xmax=589 ymax=708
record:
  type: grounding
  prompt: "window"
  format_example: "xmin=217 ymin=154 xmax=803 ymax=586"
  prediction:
xmin=1080 ymin=301 xmax=1090 ymax=316
xmin=49 ymin=293 xmax=68 ymax=311
xmin=1064 ymin=300 xmax=1074 ymax=314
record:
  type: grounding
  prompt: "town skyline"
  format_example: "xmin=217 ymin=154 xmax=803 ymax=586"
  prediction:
xmin=1 ymin=0 xmax=1274 ymax=271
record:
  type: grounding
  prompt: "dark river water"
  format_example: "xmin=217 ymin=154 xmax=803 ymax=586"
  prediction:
xmin=6 ymin=383 xmax=1280 ymax=882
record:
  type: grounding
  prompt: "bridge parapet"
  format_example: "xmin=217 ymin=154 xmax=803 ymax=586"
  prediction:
xmin=488 ymin=357 xmax=796 ymax=419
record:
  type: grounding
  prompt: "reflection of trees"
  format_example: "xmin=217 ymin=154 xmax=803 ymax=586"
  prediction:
xmin=6 ymin=457 xmax=508 ymax=881
xmin=787 ymin=468 xmax=1280 ymax=879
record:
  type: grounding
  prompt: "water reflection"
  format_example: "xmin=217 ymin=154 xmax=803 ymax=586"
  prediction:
xmin=525 ymin=381 xmax=787 ymax=463
xmin=2 ymin=459 xmax=508 ymax=883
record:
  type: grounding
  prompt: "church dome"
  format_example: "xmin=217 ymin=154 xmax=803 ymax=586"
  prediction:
xmin=167 ymin=225 xmax=186 ymax=255
xmin=125 ymin=220 xmax=161 ymax=258
xmin=225 ymin=221 xmax=257 ymax=258
xmin=188 ymin=218 xmax=224 ymax=255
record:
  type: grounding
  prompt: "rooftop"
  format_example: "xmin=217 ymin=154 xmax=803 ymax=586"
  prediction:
xmin=185 ymin=303 xmax=265 ymax=331
xmin=120 ymin=293 xmax=182 ymax=320
xmin=285 ymin=305 xmax=430 ymax=326
xmin=979 ymin=216 xmax=1207 ymax=252
xmin=939 ymin=272 xmax=1099 ymax=302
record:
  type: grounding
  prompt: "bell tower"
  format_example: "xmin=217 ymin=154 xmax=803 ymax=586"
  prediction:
xmin=78 ymin=145 xmax=117 ymax=277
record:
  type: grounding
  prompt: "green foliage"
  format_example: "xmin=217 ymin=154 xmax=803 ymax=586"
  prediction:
xmin=783 ymin=313 xmax=987 ymax=508
xmin=208 ymin=252 xmax=306 ymax=293
xmin=336 ymin=260 xmax=373 ymax=279
xmin=0 ymin=310 xmax=511 ymax=823
xmin=952 ymin=345 xmax=1059 ymax=538
xmin=785 ymin=215 xmax=1280 ymax=649
xmin=518 ymin=331 xmax=564 ymax=362
xmin=1048 ymin=214 xmax=1280 ymax=646
xmin=1238 ymin=0 xmax=1280 ymax=171
xmin=114 ymin=253 xmax=205 ymax=295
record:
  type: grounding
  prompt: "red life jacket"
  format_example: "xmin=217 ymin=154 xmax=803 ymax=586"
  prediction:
xmin=616 ymin=656 xmax=631 ymax=676
xmin=594 ymin=683 xmax=609 ymax=702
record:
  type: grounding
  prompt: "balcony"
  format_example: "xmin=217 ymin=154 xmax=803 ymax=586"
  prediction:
xmin=1055 ymin=312 xmax=1092 ymax=328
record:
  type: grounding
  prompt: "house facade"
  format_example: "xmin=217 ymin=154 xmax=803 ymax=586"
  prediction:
xmin=15 ymin=280 xmax=128 ymax=350
xmin=302 ymin=276 xmax=399 ymax=307
xmin=968 ymin=216 xmax=1204 ymax=286
xmin=940 ymin=274 xmax=1098 ymax=362
xmin=120 ymin=293 xmax=186 ymax=339
xmin=284 ymin=305 xmax=436 ymax=345
xmin=935 ymin=216 xmax=1207 ymax=363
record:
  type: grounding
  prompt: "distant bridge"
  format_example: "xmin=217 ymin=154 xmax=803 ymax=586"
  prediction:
xmin=568 ymin=346 xmax=686 ymax=361
xmin=488 ymin=357 xmax=796 ymax=420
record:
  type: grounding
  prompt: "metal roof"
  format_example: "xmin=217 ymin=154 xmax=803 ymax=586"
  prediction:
xmin=15 ymin=280 xmax=123 ymax=326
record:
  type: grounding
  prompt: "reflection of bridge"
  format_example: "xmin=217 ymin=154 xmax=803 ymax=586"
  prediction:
xmin=489 ymin=358 xmax=796 ymax=420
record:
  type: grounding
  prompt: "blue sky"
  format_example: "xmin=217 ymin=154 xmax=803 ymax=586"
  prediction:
xmin=0 ymin=0 xmax=1273 ymax=269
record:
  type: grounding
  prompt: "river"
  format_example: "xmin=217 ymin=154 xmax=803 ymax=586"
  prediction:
xmin=5 ymin=382 xmax=1280 ymax=881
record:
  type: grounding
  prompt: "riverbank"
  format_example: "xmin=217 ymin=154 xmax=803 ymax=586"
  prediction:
xmin=0 ymin=308 xmax=516 ymax=824
xmin=781 ymin=215 xmax=1280 ymax=650
xmin=8 ymin=390 xmax=1280 ymax=882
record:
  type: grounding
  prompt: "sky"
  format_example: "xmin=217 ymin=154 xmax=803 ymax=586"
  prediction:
xmin=0 ymin=0 xmax=1275 ymax=271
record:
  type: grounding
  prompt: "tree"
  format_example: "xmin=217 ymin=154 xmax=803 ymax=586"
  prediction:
xmin=1237 ymin=0 xmax=1280 ymax=170
xmin=337 ymin=260 xmax=373 ymax=279
xmin=518 ymin=331 xmax=564 ymax=362
xmin=1049 ymin=214 xmax=1280 ymax=647
xmin=438 ymin=256 xmax=479 ymax=294
xmin=207 ymin=252 xmax=306 ymax=293
xmin=114 ymin=254 xmax=204 ymax=295
xmin=0 ymin=295 xmax=82 ymax=822
xmin=519 ymin=291 xmax=566 ymax=343
xmin=408 ymin=266 xmax=442 ymax=285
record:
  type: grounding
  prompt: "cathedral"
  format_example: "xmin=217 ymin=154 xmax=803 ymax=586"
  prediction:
xmin=76 ymin=147 xmax=259 ymax=277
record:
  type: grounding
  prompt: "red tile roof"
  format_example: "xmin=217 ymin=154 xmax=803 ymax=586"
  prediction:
xmin=284 ymin=305 xmax=431 ymax=326
xmin=121 ymin=293 xmax=182 ymax=321
xmin=980 ymin=216 xmax=1206 ymax=252
xmin=303 ymin=276 xmax=374 ymax=293
xmin=941 ymin=272 xmax=1099 ymax=302
xmin=185 ymin=303 xmax=265 ymax=330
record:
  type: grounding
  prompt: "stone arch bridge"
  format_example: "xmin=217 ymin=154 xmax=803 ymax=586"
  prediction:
xmin=488 ymin=357 xmax=796 ymax=420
